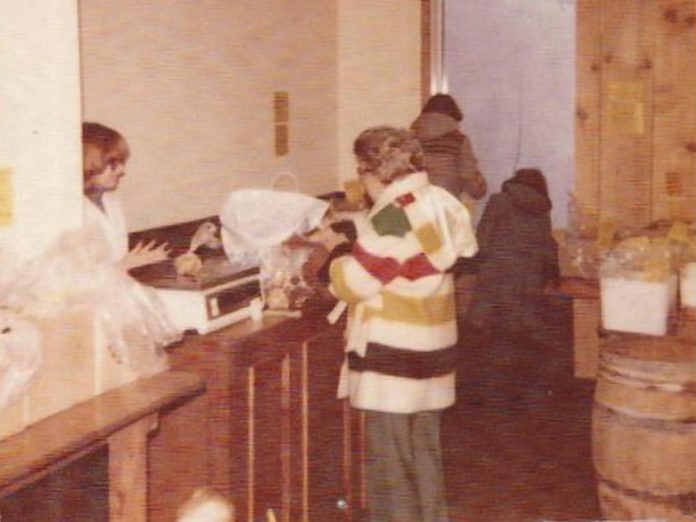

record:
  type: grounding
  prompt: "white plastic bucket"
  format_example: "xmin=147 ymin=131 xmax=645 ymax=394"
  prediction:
xmin=600 ymin=275 xmax=676 ymax=336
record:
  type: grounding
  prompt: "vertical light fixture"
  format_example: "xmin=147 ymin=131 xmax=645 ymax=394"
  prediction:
xmin=429 ymin=0 xmax=447 ymax=95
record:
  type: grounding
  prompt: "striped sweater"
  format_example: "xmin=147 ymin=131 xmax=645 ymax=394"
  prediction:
xmin=329 ymin=171 xmax=478 ymax=413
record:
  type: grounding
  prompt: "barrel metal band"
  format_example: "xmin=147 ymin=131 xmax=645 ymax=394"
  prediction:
xmin=596 ymin=474 xmax=696 ymax=516
xmin=594 ymin=401 xmax=696 ymax=432
xmin=598 ymin=364 xmax=696 ymax=395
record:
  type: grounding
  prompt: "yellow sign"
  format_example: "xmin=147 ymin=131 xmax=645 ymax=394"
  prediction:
xmin=668 ymin=220 xmax=690 ymax=243
xmin=596 ymin=217 xmax=617 ymax=250
xmin=0 ymin=168 xmax=13 ymax=227
xmin=607 ymin=81 xmax=644 ymax=136
xmin=607 ymin=81 xmax=644 ymax=100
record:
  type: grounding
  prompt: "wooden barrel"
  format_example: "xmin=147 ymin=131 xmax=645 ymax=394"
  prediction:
xmin=593 ymin=334 xmax=696 ymax=521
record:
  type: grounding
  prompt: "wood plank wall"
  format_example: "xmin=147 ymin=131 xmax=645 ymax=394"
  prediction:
xmin=653 ymin=0 xmax=696 ymax=222
xmin=576 ymin=0 xmax=696 ymax=230
xmin=576 ymin=0 xmax=603 ymax=225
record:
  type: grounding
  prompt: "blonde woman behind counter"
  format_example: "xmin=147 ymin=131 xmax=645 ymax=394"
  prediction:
xmin=82 ymin=122 xmax=170 ymax=270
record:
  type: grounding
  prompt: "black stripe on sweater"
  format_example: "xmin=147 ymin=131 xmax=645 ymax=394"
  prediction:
xmin=347 ymin=343 xmax=458 ymax=379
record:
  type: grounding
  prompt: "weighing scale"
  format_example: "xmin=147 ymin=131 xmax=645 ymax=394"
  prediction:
xmin=130 ymin=252 xmax=262 ymax=335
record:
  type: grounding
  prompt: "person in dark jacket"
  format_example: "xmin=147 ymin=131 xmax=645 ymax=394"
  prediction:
xmin=410 ymin=94 xmax=487 ymax=213
xmin=467 ymin=168 xmax=561 ymax=409
xmin=469 ymin=167 xmax=559 ymax=334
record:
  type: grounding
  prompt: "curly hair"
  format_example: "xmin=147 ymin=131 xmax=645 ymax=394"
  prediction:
xmin=353 ymin=126 xmax=424 ymax=183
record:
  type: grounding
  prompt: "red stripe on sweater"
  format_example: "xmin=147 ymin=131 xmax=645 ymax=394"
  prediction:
xmin=352 ymin=242 xmax=400 ymax=284
xmin=353 ymin=243 xmax=440 ymax=284
xmin=396 ymin=193 xmax=415 ymax=207
xmin=401 ymin=253 xmax=440 ymax=280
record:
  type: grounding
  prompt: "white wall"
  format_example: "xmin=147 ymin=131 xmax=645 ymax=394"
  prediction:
xmin=0 ymin=0 xmax=423 ymax=259
xmin=80 ymin=0 xmax=339 ymax=232
xmin=337 ymin=0 xmax=422 ymax=183
xmin=0 ymin=0 xmax=82 ymax=260
xmin=80 ymin=0 xmax=423 ymax=231
xmin=445 ymin=0 xmax=575 ymax=226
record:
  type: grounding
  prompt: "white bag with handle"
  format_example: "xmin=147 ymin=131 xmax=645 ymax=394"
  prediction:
xmin=220 ymin=173 xmax=329 ymax=265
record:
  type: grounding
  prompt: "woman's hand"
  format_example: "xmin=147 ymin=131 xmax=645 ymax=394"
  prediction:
xmin=119 ymin=240 xmax=171 ymax=271
xmin=307 ymin=226 xmax=348 ymax=252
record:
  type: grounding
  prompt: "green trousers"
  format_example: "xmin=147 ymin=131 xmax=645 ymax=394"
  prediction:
xmin=364 ymin=410 xmax=450 ymax=522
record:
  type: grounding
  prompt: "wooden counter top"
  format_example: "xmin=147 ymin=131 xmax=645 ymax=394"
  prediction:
xmin=169 ymin=295 xmax=340 ymax=354
xmin=555 ymin=276 xmax=600 ymax=300
xmin=0 ymin=370 xmax=204 ymax=497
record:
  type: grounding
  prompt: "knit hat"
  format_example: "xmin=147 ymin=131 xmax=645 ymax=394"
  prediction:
xmin=421 ymin=94 xmax=463 ymax=121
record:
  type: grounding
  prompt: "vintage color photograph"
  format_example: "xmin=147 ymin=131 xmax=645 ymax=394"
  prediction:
xmin=1 ymin=1 xmax=694 ymax=521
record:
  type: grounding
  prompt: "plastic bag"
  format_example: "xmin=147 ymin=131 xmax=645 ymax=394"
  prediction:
xmin=564 ymin=193 xmax=604 ymax=278
xmin=220 ymin=182 xmax=329 ymax=265
xmin=0 ymin=310 xmax=42 ymax=411
xmin=600 ymin=236 xmax=674 ymax=282
xmin=7 ymin=225 xmax=181 ymax=376
xmin=259 ymin=246 xmax=313 ymax=310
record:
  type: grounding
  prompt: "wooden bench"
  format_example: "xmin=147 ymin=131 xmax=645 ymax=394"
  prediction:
xmin=0 ymin=370 xmax=204 ymax=522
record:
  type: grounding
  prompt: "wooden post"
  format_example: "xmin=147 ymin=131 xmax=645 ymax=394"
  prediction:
xmin=421 ymin=0 xmax=432 ymax=102
xmin=573 ymin=298 xmax=601 ymax=378
xmin=108 ymin=414 xmax=158 ymax=522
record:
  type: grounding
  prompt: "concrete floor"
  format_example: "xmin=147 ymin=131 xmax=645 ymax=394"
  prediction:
xmin=443 ymin=295 xmax=602 ymax=522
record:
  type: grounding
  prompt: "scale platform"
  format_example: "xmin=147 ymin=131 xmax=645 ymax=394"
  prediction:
xmin=130 ymin=252 xmax=262 ymax=335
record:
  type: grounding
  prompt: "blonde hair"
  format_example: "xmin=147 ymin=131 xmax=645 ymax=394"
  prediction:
xmin=82 ymin=122 xmax=130 ymax=186
xmin=176 ymin=488 xmax=235 ymax=522
xmin=353 ymin=126 xmax=424 ymax=183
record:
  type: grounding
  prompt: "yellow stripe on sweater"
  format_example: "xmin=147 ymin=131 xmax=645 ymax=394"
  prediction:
xmin=329 ymin=258 xmax=364 ymax=304
xmin=413 ymin=222 xmax=442 ymax=254
xmin=364 ymin=290 xmax=454 ymax=325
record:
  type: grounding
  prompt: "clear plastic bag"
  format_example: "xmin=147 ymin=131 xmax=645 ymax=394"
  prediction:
xmin=564 ymin=193 xmax=603 ymax=278
xmin=7 ymin=225 xmax=181 ymax=377
xmin=600 ymin=236 xmax=674 ymax=282
xmin=259 ymin=246 xmax=313 ymax=310
xmin=219 ymin=174 xmax=329 ymax=265
xmin=0 ymin=310 xmax=42 ymax=411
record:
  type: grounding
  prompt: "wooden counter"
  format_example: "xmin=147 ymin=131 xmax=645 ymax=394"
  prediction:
xmin=148 ymin=297 xmax=363 ymax=522
xmin=556 ymin=276 xmax=602 ymax=379
xmin=558 ymin=276 xmax=696 ymax=378
xmin=0 ymin=370 xmax=204 ymax=522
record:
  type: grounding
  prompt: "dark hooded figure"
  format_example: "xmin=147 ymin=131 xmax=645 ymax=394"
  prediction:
xmin=468 ymin=168 xmax=560 ymax=337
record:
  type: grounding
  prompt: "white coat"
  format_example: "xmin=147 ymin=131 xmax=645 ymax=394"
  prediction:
xmin=83 ymin=192 xmax=128 ymax=264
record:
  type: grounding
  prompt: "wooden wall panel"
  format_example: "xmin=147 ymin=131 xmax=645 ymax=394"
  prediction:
xmin=599 ymin=0 xmax=655 ymax=228
xmin=577 ymin=0 xmax=696 ymax=227
xmin=652 ymin=0 xmax=696 ymax=222
xmin=575 ymin=0 xmax=603 ymax=223
xmin=572 ymin=0 xmax=696 ymax=380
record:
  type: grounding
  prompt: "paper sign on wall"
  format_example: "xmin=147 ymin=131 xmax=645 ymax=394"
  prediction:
xmin=607 ymin=81 xmax=644 ymax=136
xmin=596 ymin=217 xmax=617 ymax=250
xmin=668 ymin=220 xmax=690 ymax=243
xmin=0 ymin=168 xmax=13 ymax=227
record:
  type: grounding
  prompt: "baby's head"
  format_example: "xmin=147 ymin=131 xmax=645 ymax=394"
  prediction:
xmin=176 ymin=488 xmax=235 ymax=522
